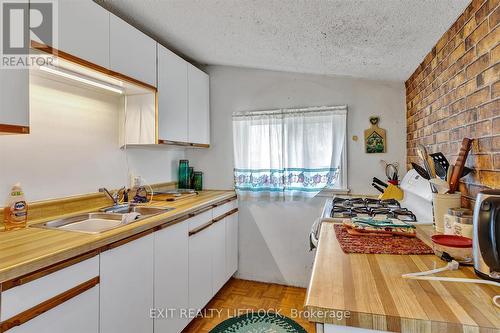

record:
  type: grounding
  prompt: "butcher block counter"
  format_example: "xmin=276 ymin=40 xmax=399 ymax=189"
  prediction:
xmin=0 ymin=190 xmax=236 ymax=283
xmin=305 ymin=222 xmax=500 ymax=333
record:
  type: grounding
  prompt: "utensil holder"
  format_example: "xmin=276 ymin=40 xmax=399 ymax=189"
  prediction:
xmin=432 ymin=192 xmax=461 ymax=233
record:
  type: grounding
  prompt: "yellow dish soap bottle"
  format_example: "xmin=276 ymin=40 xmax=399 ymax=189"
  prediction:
xmin=3 ymin=183 xmax=28 ymax=231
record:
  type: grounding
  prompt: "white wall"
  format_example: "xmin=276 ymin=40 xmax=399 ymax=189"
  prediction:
xmin=0 ymin=75 xmax=184 ymax=202
xmin=187 ymin=66 xmax=406 ymax=287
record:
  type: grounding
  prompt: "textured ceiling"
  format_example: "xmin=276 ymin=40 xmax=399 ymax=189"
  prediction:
xmin=98 ymin=0 xmax=470 ymax=81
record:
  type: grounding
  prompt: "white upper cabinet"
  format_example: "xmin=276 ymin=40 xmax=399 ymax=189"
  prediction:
xmin=188 ymin=64 xmax=210 ymax=145
xmin=110 ymin=14 xmax=157 ymax=86
xmin=157 ymin=44 xmax=188 ymax=142
xmin=0 ymin=68 xmax=29 ymax=132
xmin=58 ymin=0 xmax=110 ymax=68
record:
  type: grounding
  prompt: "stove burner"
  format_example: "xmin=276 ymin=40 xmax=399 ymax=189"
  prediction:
xmin=381 ymin=199 xmax=401 ymax=208
xmin=389 ymin=209 xmax=417 ymax=222
xmin=330 ymin=196 xmax=416 ymax=222
xmin=371 ymin=207 xmax=391 ymax=216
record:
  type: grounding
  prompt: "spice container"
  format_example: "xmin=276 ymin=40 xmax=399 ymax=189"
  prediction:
xmin=444 ymin=208 xmax=472 ymax=237
xmin=432 ymin=192 xmax=461 ymax=233
xmin=431 ymin=234 xmax=473 ymax=264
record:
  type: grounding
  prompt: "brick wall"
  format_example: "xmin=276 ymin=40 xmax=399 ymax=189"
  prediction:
xmin=405 ymin=0 xmax=499 ymax=205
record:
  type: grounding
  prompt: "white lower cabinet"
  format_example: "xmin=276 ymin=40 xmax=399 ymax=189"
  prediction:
xmin=154 ymin=221 xmax=189 ymax=333
xmin=226 ymin=211 xmax=239 ymax=280
xmin=212 ymin=217 xmax=227 ymax=293
xmin=7 ymin=286 xmax=99 ymax=333
xmin=188 ymin=215 xmax=215 ymax=312
xmin=100 ymin=233 xmax=154 ymax=333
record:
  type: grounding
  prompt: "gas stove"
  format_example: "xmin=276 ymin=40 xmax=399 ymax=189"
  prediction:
xmin=324 ymin=196 xmax=418 ymax=223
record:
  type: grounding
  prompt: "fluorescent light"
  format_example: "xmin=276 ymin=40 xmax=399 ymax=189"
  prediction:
xmin=40 ymin=65 xmax=124 ymax=94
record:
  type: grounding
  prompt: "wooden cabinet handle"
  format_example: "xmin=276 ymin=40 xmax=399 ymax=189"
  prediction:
xmin=188 ymin=221 xmax=214 ymax=236
xmin=0 ymin=277 xmax=99 ymax=332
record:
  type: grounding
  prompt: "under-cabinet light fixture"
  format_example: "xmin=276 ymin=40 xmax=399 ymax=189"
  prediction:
xmin=40 ymin=65 xmax=124 ymax=95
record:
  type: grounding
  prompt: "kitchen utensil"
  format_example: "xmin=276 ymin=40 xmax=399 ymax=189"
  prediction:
xmin=432 ymin=192 xmax=462 ymax=233
xmin=431 ymin=234 xmax=473 ymax=264
xmin=372 ymin=183 xmax=385 ymax=193
xmin=430 ymin=152 xmax=449 ymax=175
xmin=417 ymin=144 xmax=437 ymax=193
xmin=461 ymin=166 xmax=473 ymax=178
xmin=473 ymin=189 xmax=500 ymax=281
xmin=449 ymin=138 xmax=473 ymax=193
xmin=427 ymin=156 xmax=437 ymax=178
xmin=379 ymin=183 xmax=404 ymax=200
xmin=411 ymin=162 xmax=430 ymax=180
xmin=429 ymin=178 xmax=450 ymax=194
xmin=446 ymin=165 xmax=454 ymax=183
xmin=373 ymin=177 xmax=388 ymax=188
xmin=385 ymin=163 xmax=399 ymax=182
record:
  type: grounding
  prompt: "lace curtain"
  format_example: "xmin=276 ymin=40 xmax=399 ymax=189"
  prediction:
xmin=232 ymin=105 xmax=347 ymax=197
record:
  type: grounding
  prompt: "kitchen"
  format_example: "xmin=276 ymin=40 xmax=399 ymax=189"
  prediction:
xmin=0 ymin=0 xmax=499 ymax=333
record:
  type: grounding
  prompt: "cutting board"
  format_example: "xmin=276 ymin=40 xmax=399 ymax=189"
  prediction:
xmin=151 ymin=192 xmax=198 ymax=202
xmin=364 ymin=117 xmax=386 ymax=153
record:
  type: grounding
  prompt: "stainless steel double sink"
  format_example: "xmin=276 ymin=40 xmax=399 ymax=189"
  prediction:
xmin=31 ymin=204 xmax=174 ymax=234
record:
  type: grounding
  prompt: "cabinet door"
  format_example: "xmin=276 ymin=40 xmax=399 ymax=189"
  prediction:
xmin=188 ymin=221 xmax=214 ymax=312
xmin=154 ymin=222 xmax=189 ymax=333
xmin=8 ymin=286 xmax=99 ymax=333
xmin=110 ymin=15 xmax=157 ymax=86
xmin=0 ymin=67 xmax=29 ymax=131
xmin=100 ymin=234 xmax=154 ymax=333
xmin=157 ymin=45 xmax=188 ymax=142
xmin=58 ymin=0 xmax=110 ymax=68
xmin=212 ymin=218 xmax=226 ymax=293
xmin=187 ymin=65 xmax=210 ymax=145
xmin=226 ymin=211 xmax=239 ymax=281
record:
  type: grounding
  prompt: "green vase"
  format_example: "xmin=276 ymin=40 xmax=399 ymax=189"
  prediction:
xmin=178 ymin=160 xmax=190 ymax=189
xmin=193 ymin=171 xmax=203 ymax=191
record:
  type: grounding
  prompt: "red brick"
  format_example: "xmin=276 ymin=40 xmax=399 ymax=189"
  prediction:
xmin=472 ymin=154 xmax=493 ymax=168
xmin=494 ymin=116 xmax=500 ymax=133
xmin=478 ymin=99 xmax=500 ymax=119
xmin=494 ymin=153 xmax=500 ymax=169
xmin=475 ymin=0 xmax=491 ymax=23
xmin=479 ymin=170 xmax=500 ymax=187
xmin=476 ymin=63 xmax=500 ymax=87
xmin=493 ymin=136 xmax=500 ymax=151
xmin=477 ymin=25 xmax=499 ymax=55
xmin=475 ymin=119 xmax=493 ymax=136
xmin=465 ymin=20 xmax=489 ymax=50
xmin=490 ymin=5 xmax=500 ymax=28
xmin=466 ymin=53 xmax=490 ymax=79
xmin=492 ymin=44 xmax=500 ymax=63
xmin=466 ymin=86 xmax=490 ymax=108
xmin=492 ymin=80 xmax=500 ymax=98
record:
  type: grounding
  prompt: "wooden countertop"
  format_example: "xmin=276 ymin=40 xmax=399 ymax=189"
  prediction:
xmin=0 ymin=190 xmax=236 ymax=283
xmin=305 ymin=222 xmax=500 ymax=333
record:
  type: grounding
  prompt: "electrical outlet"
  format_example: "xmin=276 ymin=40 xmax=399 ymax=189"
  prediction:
xmin=129 ymin=174 xmax=142 ymax=188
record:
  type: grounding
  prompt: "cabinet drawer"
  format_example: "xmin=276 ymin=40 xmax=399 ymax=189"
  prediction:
xmin=1 ymin=255 xmax=99 ymax=321
xmin=213 ymin=199 xmax=238 ymax=218
xmin=188 ymin=209 xmax=213 ymax=231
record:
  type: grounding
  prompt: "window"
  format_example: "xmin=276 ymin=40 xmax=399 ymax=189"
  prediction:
xmin=232 ymin=105 xmax=347 ymax=197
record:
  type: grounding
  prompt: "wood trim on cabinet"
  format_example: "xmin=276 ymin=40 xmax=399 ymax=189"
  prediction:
xmin=157 ymin=139 xmax=210 ymax=148
xmin=1 ymin=250 xmax=99 ymax=292
xmin=0 ymin=277 xmax=99 ymax=332
xmin=30 ymin=40 xmax=157 ymax=92
xmin=155 ymin=214 xmax=192 ymax=231
xmin=213 ymin=208 xmax=239 ymax=224
xmin=0 ymin=124 xmax=29 ymax=135
xmin=100 ymin=229 xmax=153 ymax=253
xmin=212 ymin=196 xmax=237 ymax=207
xmin=188 ymin=221 xmax=214 ymax=237
xmin=189 ymin=205 xmax=214 ymax=217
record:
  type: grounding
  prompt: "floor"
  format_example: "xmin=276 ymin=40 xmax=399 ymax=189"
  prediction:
xmin=182 ymin=278 xmax=315 ymax=333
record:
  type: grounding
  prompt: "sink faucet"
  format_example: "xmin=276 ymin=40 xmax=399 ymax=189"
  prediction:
xmin=99 ymin=187 xmax=125 ymax=206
